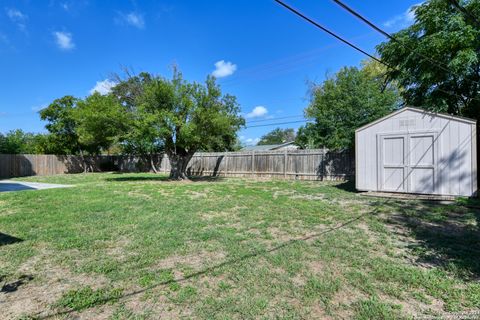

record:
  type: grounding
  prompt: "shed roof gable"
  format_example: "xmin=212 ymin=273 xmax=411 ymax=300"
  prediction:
xmin=355 ymin=107 xmax=476 ymax=133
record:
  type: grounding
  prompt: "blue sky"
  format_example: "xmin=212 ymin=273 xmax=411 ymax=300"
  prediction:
xmin=0 ymin=0 xmax=419 ymax=145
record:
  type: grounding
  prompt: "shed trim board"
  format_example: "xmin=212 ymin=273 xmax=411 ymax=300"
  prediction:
xmin=356 ymin=107 xmax=477 ymax=197
xmin=472 ymin=125 xmax=477 ymax=196
xmin=356 ymin=107 xmax=476 ymax=133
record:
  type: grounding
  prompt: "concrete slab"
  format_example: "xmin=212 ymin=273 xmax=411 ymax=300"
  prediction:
xmin=0 ymin=180 xmax=73 ymax=193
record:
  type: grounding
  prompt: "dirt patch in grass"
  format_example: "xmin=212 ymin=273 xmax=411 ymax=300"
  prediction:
xmin=186 ymin=190 xmax=210 ymax=199
xmin=127 ymin=191 xmax=153 ymax=200
xmin=123 ymin=290 xmax=194 ymax=319
xmin=267 ymin=227 xmax=294 ymax=243
xmin=272 ymin=190 xmax=296 ymax=199
xmin=289 ymin=194 xmax=325 ymax=201
xmin=75 ymin=304 xmax=116 ymax=320
xmin=2 ymin=258 xmax=109 ymax=319
xmin=154 ymin=250 xmax=226 ymax=273
xmin=104 ymin=237 xmax=132 ymax=260
xmin=377 ymin=293 xmax=444 ymax=319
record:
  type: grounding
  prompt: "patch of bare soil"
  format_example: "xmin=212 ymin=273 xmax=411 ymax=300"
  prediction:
xmin=1 ymin=248 xmax=109 ymax=320
xmin=103 ymin=236 xmax=132 ymax=261
xmin=75 ymin=304 xmax=115 ymax=320
xmin=185 ymin=189 xmax=211 ymax=199
xmin=122 ymin=291 xmax=193 ymax=319
xmin=200 ymin=205 xmax=247 ymax=223
xmin=272 ymin=190 xmax=296 ymax=199
xmin=127 ymin=191 xmax=152 ymax=200
xmin=289 ymin=194 xmax=325 ymax=201
xmin=378 ymin=293 xmax=445 ymax=319
xmin=154 ymin=250 xmax=226 ymax=273
xmin=330 ymin=287 xmax=366 ymax=319
xmin=267 ymin=227 xmax=294 ymax=243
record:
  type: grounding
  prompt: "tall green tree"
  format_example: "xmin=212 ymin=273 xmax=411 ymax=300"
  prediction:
xmin=73 ymin=93 xmax=129 ymax=155
xmin=39 ymin=96 xmax=81 ymax=155
xmin=138 ymin=70 xmax=244 ymax=179
xmin=377 ymin=0 xmax=480 ymax=119
xmin=257 ymin=128 xmax=296 ymax=145
xmin=40 ymin=93 xmax=129 ymax=171
xmin=0 ymin=130 xmax=45 ymax=154
xmin=296 ymin=61 xmax=401 ymax=150
xmin=111 ymin=72 xmax=165 ymax=171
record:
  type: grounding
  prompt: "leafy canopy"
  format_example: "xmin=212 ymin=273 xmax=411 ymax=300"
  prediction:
xmin=39 ymin=96 xmax=81 ymax=154
xmin=73 ymin=93 xmax=129 ymax=154
xmin=257 ymin=128 xmax=296 ymax=145
xmin=377 ymin=0 xmax=480 ymax=119
xmin=40 ymin=94 xmax=128 ymax=155
xmin=0 ymin=130 xmax=47 ymax=154
xmin=296 ymin=60 xmax=401 ymax=150
xmin=138 ymin=70 xmax=245 ymax=156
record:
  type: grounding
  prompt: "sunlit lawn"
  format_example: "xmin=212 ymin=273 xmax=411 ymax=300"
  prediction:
xmin=1 ymin=173 xmax=479 ymax=319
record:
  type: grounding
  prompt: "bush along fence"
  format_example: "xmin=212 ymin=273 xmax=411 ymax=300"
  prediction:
xmin=0 ymin=149 xmax=354 ymax=181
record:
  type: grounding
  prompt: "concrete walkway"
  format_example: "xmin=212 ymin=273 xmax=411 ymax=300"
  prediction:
xmin=0 ymin=180 xmax=73 ymax=193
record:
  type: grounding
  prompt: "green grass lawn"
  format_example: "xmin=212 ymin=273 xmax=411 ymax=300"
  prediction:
xmin=1 ymin=173 xmax=479 ymax=319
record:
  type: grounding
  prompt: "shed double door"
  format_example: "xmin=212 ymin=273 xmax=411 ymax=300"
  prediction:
xmin=378 ymin=132 xmax=438 ymax=194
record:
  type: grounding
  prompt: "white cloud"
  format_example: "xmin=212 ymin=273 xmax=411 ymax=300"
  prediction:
xmin=212 ymin=60 xmax=237 ymax=78
xmin=118 ymin=12 xmax=145 ymax=29
xmin=384 ymin=2 xmax=423 ymax=29
xmin=90 ymin=79 xmax=116 ymax=95
xmin=32 ymin=104 xmax=47 ymax=112
xmin=53 ymin=31 xmax=75 ymax=50
xmin=246 ymin=106 xmax=268 ymax=119
xmin=6 ymin=8 xmax=27 ymax=31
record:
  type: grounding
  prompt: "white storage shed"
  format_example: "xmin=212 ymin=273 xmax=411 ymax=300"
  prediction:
xmin=355 ymin=107 xmax=477 ymax=197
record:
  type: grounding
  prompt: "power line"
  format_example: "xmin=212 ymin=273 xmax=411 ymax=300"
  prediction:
xmin=246 ymin=115 xmax=307 ymax=123
xmin=330 ymin=0 xmax=480 ymax=88
xmin=273 ymin=0 xmax=389 ymax=67
xmin=447 ymin=0 xmax=480 ymax=27
xmin=275 ymin=0 xmax=480 ymax=105
xmin=246 ymin=119 xmax=312 ymax=128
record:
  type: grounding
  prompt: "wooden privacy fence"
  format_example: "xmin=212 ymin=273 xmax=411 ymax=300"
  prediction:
xmin=116 ymin=149 xmax=354 ymax=181
xmin=0 ymin=149 xmax=354 ymax=180
xmin=0 ymin=154 xmax=115 ymax=179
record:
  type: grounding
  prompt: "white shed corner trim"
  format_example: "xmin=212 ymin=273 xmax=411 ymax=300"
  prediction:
xmin=355 ymin=107 xmax=477 ymax=197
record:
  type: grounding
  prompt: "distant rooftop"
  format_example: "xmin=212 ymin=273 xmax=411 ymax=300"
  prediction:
xmin=240 ymin=141 xmax=297 ymax=151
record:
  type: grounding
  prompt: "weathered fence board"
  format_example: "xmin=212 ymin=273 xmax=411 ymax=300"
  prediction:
xmin=0 ymin=149 xmax=354 ymax=180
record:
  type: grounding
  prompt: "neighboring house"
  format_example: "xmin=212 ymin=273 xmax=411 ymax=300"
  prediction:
xmin=241 ymin=141 xmax=299 ymax=151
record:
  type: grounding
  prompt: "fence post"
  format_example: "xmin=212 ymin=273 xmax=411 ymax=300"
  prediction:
xmin=284 ymin=149 xmax=287 ymax=179
xmin=225 ymin=153 xmax=229 ymax=177
xmin=251 ymin=151 xmax=255 ymax=175
xmin=321 ymin=147 xmax=326 ymax=181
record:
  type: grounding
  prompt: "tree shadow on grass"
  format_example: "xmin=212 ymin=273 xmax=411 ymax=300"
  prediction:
xmin=105 ymin=174 xmax=225 ymax=183
xmin=382 ymin=200 xmax=480 ymax=279
xmin=332 ymin=180 xmax=357 ymax=193
xmin=0 ymin=232 xmax=23 ymax=246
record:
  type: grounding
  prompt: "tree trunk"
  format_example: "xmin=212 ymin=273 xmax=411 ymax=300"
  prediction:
xmin=79 ymin=149 xmax=88 ymax=173
xmin=149 ymin=154 xmax=159 ymax=174
xmin=167 ymin=152 xmax=194 ymax=180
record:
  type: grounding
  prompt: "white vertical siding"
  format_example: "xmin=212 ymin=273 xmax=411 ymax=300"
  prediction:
xmin=356 ymin=108 xmax=476 ymax=196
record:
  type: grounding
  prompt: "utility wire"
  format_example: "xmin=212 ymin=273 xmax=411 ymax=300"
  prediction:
xmin=331 ymin=0 xmax=480 ymax=88
xmin=275 ymin=0 xmax=480 ymax=104
xmin=246 ymin=119 xmax=312 ymax=128
xmin=246 ymin=115 xmax=307 ymax=123
xmin=447 ymin=0 xmax=480 ymax=27
xmin=273 ymin=0 xmax=389 ymax=67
